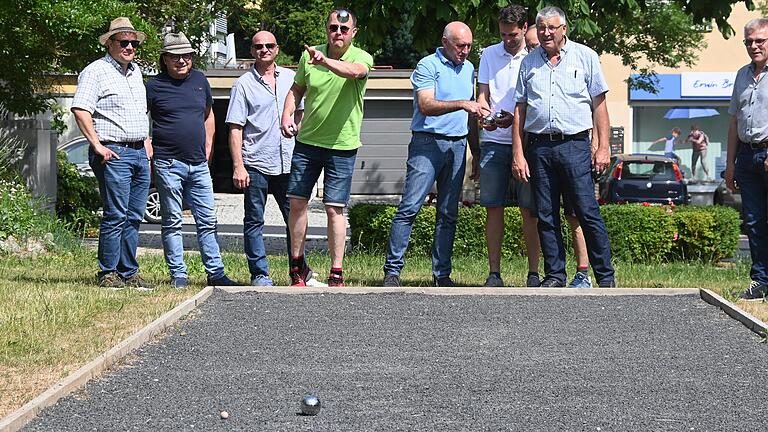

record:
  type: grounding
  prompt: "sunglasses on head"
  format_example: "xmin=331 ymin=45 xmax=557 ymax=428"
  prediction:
xmin=115 ymin=39 xmax=140 ymax=48
xmin=328 ymin=24 xmax=351 ymax=34
xmin=252 ymin=43 xmax=277 ymax=50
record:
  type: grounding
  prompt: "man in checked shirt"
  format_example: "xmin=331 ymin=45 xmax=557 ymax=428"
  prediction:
xmin=71 ymin=17 xmax=154 ymax=291
xmin=511 ymin=6 xmax=615 ymax=288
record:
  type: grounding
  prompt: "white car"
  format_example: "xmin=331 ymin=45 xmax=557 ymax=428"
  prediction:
xmin=57 ymin=137 xmax=162 ymax=223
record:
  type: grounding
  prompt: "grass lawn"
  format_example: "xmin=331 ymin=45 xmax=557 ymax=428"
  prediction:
xmin=0 ymin=247 xmax=765 ymax=419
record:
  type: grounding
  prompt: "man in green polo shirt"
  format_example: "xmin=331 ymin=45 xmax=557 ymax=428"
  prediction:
xmin=281 ymin=7 xmax=373 ymax=287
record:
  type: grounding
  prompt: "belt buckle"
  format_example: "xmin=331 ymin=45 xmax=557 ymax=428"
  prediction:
xmin=548 ymin=132 xmax=565 ymax=141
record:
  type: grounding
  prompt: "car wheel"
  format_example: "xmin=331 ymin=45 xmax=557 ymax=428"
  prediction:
xmin=144 ymin=188 xmax=162 ymax=224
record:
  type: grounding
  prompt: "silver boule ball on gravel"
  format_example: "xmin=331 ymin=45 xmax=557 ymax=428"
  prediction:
xmin=300 ymin=394 xmax=321 ymax=415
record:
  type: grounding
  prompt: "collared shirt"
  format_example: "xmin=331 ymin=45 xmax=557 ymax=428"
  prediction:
xmin=728 ymin=62 xmax=768 ymax=143
xmin=294 ymin=44 xmax=373 ymax=151
xmin=226 ymin=65 xmax=301 ymax=175
xmin=72 ymin=54 xmax=148 ymax=142
xmin=478 ymin=42 xmax=527 ymax=144
xmin=515 ymin=38 xmax=608 ymax=135
xmin=411 ymin=47 xmax=475 ymax=137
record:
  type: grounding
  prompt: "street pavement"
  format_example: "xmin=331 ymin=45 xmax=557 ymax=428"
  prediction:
xmin=24 ymin=291 xmax=768 ymax=431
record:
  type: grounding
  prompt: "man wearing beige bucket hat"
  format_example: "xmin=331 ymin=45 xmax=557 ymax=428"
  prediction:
xmin=146 ymin=32 xmax=238 ymax=288
xmin=71 ymin=17 xmax=154 ymax=291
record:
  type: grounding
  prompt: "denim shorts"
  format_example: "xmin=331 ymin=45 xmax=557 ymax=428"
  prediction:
xmin=287 ymin=141 xmax=358 ymax=207
xmin=479 ymin=142 xmax=536 ymax=210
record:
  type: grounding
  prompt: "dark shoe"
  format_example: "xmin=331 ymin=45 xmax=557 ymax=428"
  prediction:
xmin=170 ymin=277 xmax=189 ymax=289
xmin=207 ymin=275 xmax=239 ymax=287
xmin=598 ymin=279 xmax=617 ymax=288
xmin=327 ymin=272 xmax=344 ymax=287
xmin=433 ymin=276 xmax=455 ymax=287
xmin=383 ymin=274 xmax=401 ymax=287
xmin=484 ymin=273 xmax=504 ymax=287
xmin=540 ymin=278 xmax=565 ymax=288
xmin=123 ymin=273 xmax=155 ymax=291
xmin=98 ymin=272 xmax=125 ymax=290
xmin=740 ymin=281 xmax=768 ymax=302
xmin=525 ymin=272 xmax=541 ymax=287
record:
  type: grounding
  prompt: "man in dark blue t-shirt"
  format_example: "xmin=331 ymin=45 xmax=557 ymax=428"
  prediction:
xmin=146 ymin=32 xmax=237 ymax=288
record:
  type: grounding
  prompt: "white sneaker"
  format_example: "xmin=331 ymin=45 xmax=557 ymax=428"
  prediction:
xmin=305 ymin=272 xmax=328 ymax=287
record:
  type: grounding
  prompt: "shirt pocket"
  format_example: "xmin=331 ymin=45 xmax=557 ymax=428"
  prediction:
xmin=563 ymin=66 xmax=587 ymax=96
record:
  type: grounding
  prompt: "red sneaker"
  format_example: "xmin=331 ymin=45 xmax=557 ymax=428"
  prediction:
xmin=327 ymin=272 xmax=344 ymax=287
xmin=290 ymin=266 xmax=308 ymax=287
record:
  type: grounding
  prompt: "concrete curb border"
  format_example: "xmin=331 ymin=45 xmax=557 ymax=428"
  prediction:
xmin=0 ymin=287 xmax=214 ymax=432
xmin=699 ymin=288 xmax=768 ymax=336
xmin=220 ymin=286 xmax=700 ymax=296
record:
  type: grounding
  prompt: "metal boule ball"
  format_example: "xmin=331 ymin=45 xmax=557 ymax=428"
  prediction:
xmin=480 ymin=114 xmax=496 ymax=126
xmin=336 ymin=9 xmax=350 ymax=23
xmin=493 ymin=111 xmax=505 ymax=120
xmin=300 ymin=394 xmax=321 ymax=416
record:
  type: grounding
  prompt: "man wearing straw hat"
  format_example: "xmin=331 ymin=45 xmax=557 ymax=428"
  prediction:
xmin=146 ymin=32 xmax=238 ymax=288
xmin=72 ymin=17 xmax=153 ymax=290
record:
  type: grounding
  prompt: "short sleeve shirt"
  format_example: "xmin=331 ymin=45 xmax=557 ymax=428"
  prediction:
xmin=728 ymin=62 xmax=768 ymax=143
xmin=146 ymin=69 xmax=213 ymax=164
xmin=478 ymin=42 xmax=527 ymax=145
xmin=515 ymin=38 xmax=608 ymax=135
xmin=410 ymin=48 xmax=475 ymax=137
xmin=226 ymin=66 xmax=301 ymax=175
xmin=294 ymin=44 xmax=373 ymax=150
xmin=71 ymin=54 xmax=148 ymax=142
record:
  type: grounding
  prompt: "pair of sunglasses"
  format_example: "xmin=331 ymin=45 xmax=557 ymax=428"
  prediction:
xmin=328 ymin=24 xmax=351 ymax=34
xmin=252 ymin=43 xmax=277 ymax=50
xmin=115 ymin=39 xmax=140 ymax=48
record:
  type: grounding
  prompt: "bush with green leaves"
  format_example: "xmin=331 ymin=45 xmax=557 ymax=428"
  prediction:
xmin=349 ymin=203 xmax=741 ymax=264
xmin=56 ymin=150 xmax=100 ymax=234
xmin=0 ymin=179 xmax=57 ymax=241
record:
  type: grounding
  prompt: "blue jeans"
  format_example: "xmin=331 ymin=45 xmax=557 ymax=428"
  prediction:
xmin=153 ymin=159 xmax=225 ymax=280
xmin=384 ymin=132 xmax=466 ymax=278
xmin=244 ymin=167 xmax=290 ymax=278
xmin=529 ymin=136 xmax=615 ymax=285
xmin=734 ymin=145 xmax=768 ymax=285
xmin=89 ymin=144 xmax=150 ymax=279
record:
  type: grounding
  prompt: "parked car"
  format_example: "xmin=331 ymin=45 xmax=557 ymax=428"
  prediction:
xmin=597 ymin=153 xmax=689 ymax=205
xmin=713 ymin=170 xmax=742 ymax=214
xmin=58 ymin=137 xmax=161 ymax=223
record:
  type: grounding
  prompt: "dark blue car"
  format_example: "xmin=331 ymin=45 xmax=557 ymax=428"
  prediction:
xmin=597 ymin=153 xmax=689 ymax=205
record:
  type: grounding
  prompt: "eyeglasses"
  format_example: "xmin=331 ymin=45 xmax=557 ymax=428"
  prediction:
xmin=168 ymin=53 xmax=192 ymax=62
xmin=328 ymin=24 xmax=351 ymax=34
xmin=115 ymin=39 xmax=140 ymax=48
xmin=453 ymin=43 xmax=472 ymax=50
xmin=252 ymin=43 xmax=277 ymax=50
xmin=536 ymin=24 xmax=565 ymax=33
xmin=743 ymin=38 xmax=767 ymax=47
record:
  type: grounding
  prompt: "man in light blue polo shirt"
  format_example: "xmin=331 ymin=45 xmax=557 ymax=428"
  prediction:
xmin=383 ymin=21 xmax=489 ymax=287
xmin=511 ymin=6 xmax=615 ymax=288
xmin=227 ymin=31 xmax=323 ymax=287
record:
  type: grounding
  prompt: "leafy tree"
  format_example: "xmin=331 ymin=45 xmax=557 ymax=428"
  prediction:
xmin=349 ymin=0 xmax=755 ymax=89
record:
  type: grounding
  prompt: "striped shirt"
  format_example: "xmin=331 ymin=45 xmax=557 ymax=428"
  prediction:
xmin=728 ymin=62 xmax=768 ymax=143
xmin=515 ymin=38 xmax=608 ymax=135
xmin=72 ymin=54 xmax=148 ymax=142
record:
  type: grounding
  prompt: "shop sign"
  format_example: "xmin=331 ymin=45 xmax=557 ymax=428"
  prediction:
xmin=681 ymin=72 xmax=736 ymax=97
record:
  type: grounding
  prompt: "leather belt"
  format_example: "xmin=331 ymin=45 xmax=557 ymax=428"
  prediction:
xmin=102 ymin=141 xmax=144 ymax=149
xmin=740 ymin=139 xmax=768 ymax=150
xmin=530 ymin=130 xmax=590 ymax=142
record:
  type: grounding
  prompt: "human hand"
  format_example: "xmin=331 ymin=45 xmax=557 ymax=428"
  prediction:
xmin=511 ymin=153 xmax=529 ymax=182
xmin=95 ymin=143 xmax=120 ymax=164
xmin=281 ymin=118 xmax=298 ymax=138
xmin=305 ymin=44 xmax=326 ymax=65
xmin=232 ymin=165 xmax=250 ymax=190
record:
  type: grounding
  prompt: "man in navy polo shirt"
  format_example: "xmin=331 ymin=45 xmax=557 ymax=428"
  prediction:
xmin=383 ymin=21 xmax=489 ymax=287
xmin=146 ymin=32 xmax=237 ymax=288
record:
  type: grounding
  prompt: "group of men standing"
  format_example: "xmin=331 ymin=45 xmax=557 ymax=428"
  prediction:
xmin=73 ymin=7 xmax=768 ymax=301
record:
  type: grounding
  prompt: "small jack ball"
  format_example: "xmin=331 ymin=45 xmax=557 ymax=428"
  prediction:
xmin=220 ymin=411 xmax=229 ymax=419
xmin=300 ymin=394 xmax=321 ymax=416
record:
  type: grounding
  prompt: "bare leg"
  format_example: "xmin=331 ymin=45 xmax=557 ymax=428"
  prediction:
xmin=485 ymin=207 xmax=505 ymax=273
xmin=288 ymin=197 xmax=308 ymax=258
xmin=521 ymin=208 xmax=541 ymax=273
xmin=326 ymin=204 xmax=346 ymax=268
xmin=567 ymin=214 xmax=589 ymax=268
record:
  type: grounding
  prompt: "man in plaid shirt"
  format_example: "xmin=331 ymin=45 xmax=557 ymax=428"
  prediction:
xmin=71 ymin=17 xmax=153 ymax=291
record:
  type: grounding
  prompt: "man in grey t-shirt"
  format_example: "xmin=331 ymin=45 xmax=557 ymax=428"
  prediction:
xmin=226 ymin=31 xmax=321 ymax=286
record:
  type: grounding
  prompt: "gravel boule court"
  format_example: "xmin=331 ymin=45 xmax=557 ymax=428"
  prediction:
xmin=21 ymin=289 xmax=768 ymax=431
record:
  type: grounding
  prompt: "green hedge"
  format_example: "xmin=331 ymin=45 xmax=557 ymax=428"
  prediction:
xmin=349 ymin=203 xmax=741 ymax=263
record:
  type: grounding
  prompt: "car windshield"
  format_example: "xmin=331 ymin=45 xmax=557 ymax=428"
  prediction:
xmin=622 ymin=161 xmax=675 ymax=181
